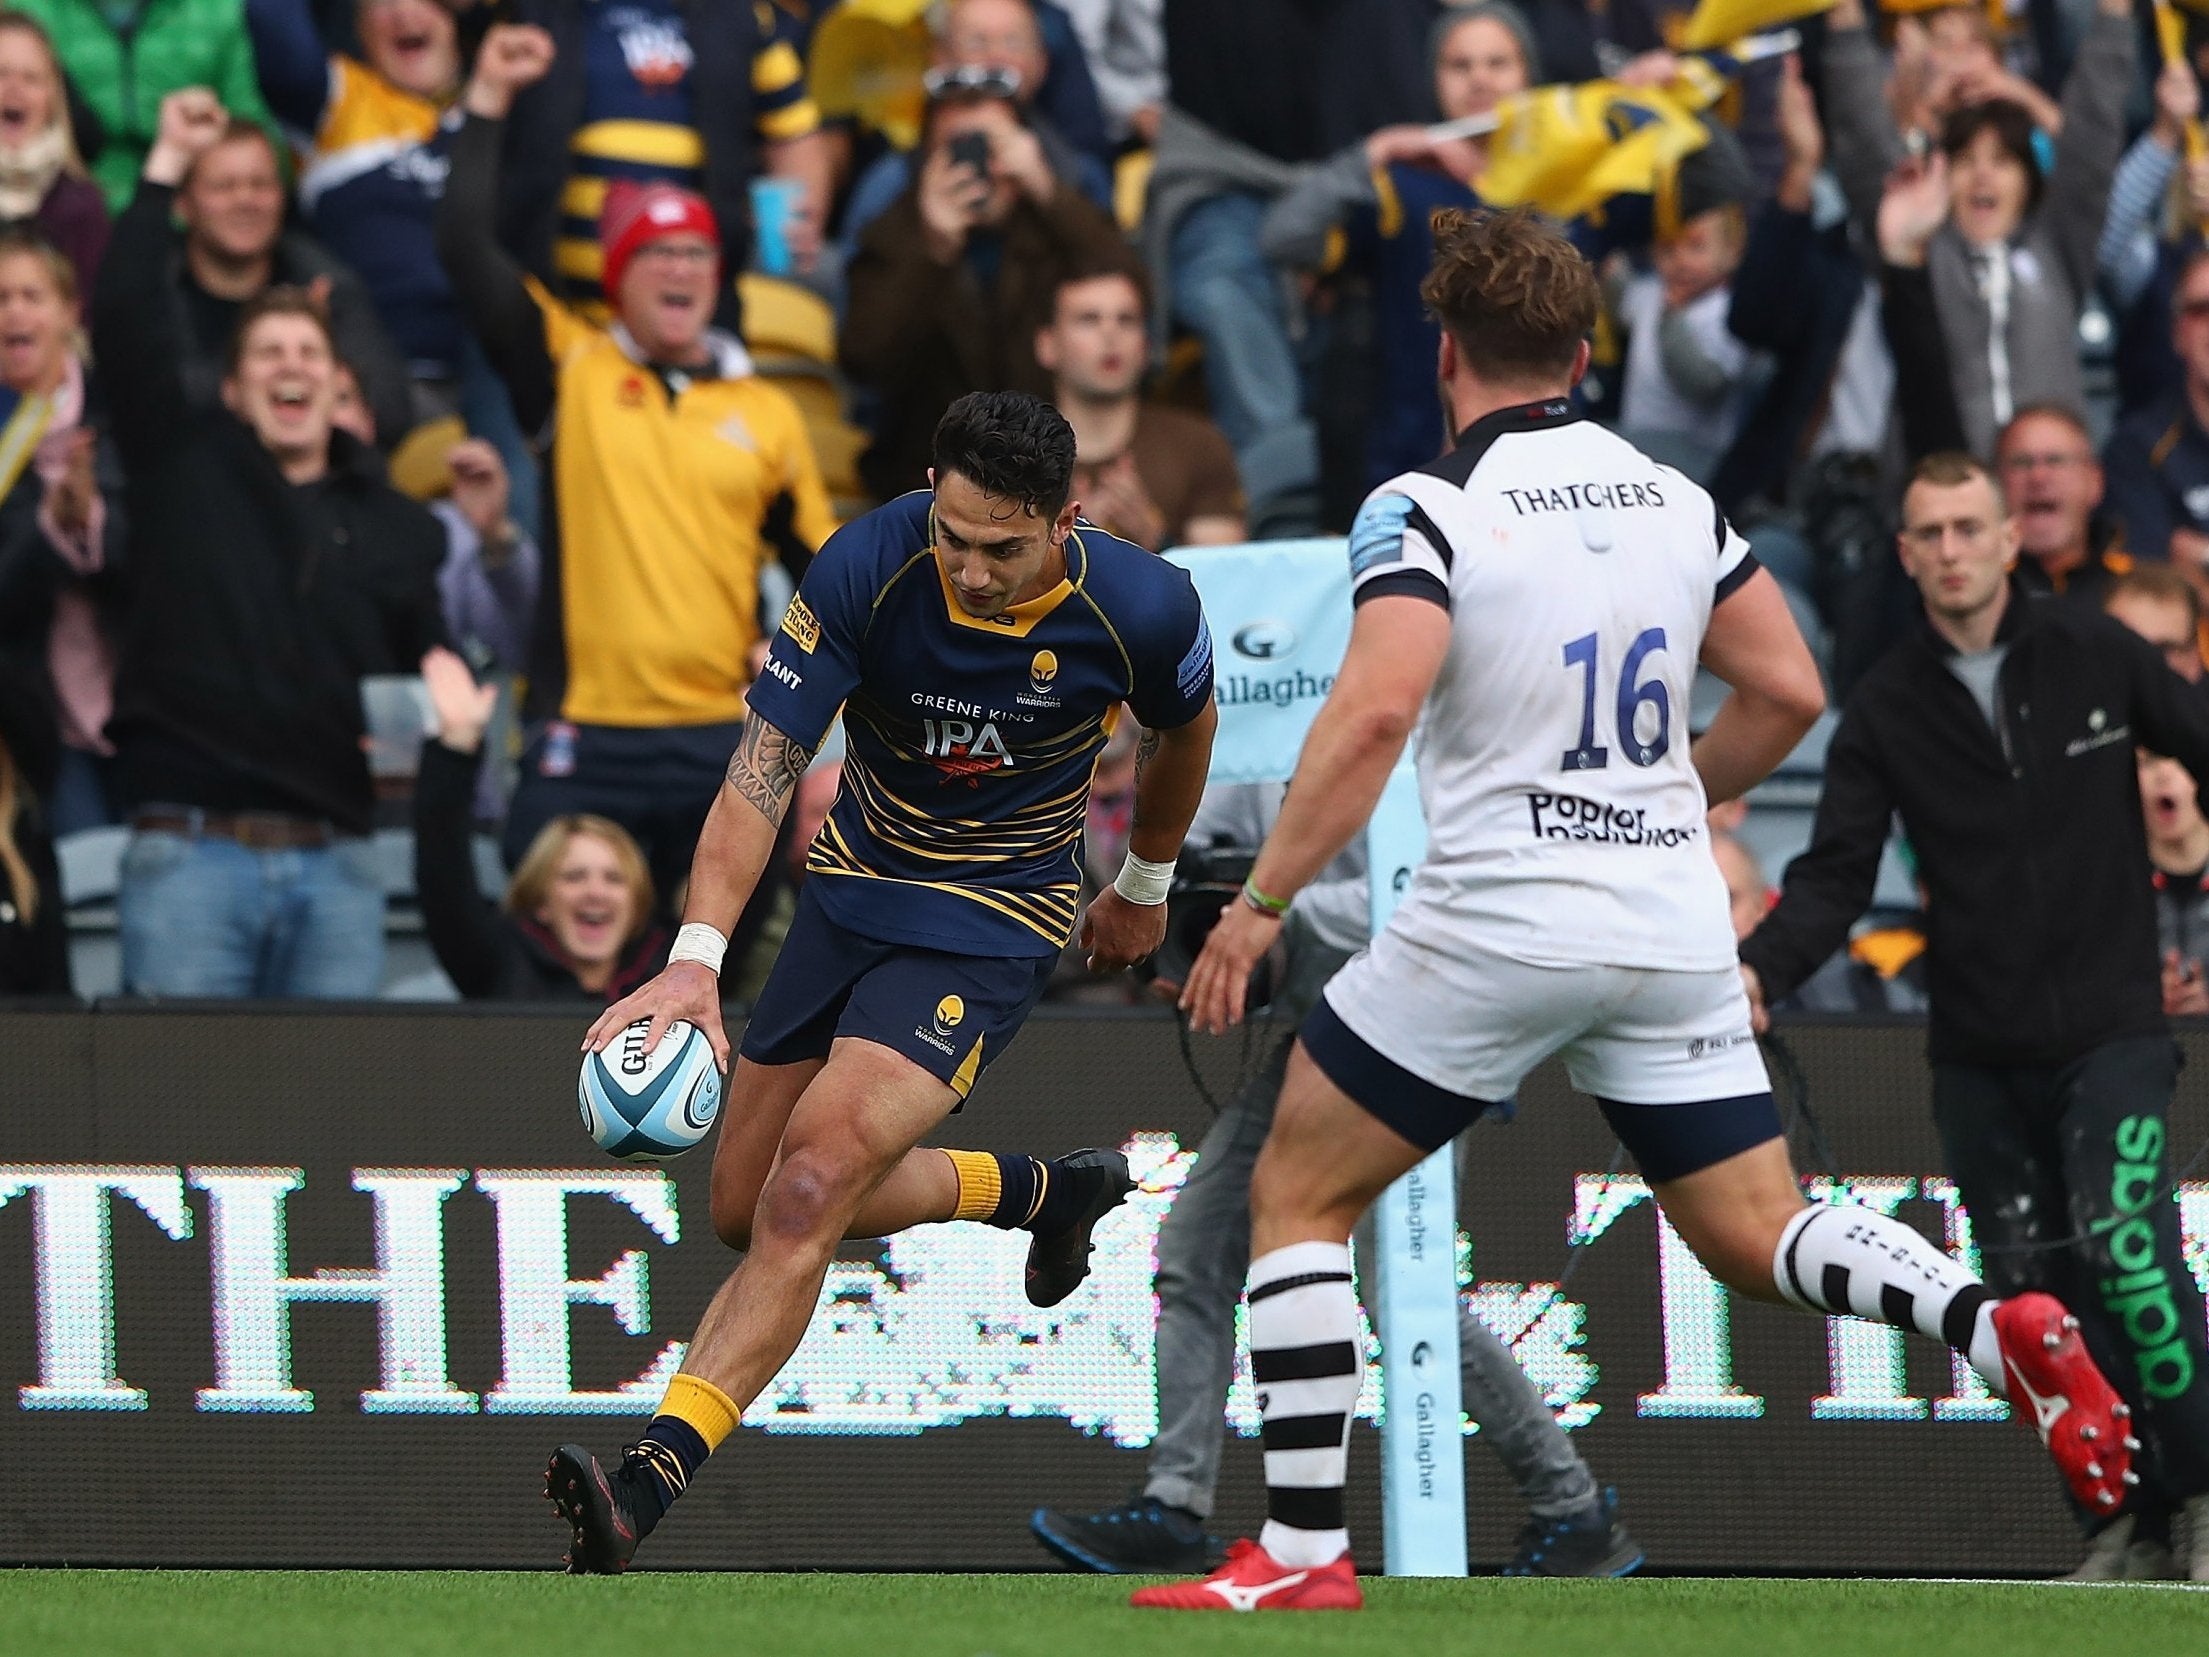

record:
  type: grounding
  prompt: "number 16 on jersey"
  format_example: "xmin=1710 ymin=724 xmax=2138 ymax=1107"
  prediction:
xmin=1560 ymin=628 xmax=1670 ymax=772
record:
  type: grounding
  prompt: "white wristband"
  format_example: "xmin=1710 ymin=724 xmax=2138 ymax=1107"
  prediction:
xmin=668 ymin=922 xmax=729 ymax=975
xmin=1113 ymin=851 xmax=1176 ymax=907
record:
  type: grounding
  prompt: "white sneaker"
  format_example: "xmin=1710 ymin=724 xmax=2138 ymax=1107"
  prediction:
xmin=2063 ymin=1516 xmax=2133 ymax=1582
xmin=2123 ymin=1536 xmax=2178 ymax=1580
xmin=2064 ymin=1516 xmax=2178 ymax=1581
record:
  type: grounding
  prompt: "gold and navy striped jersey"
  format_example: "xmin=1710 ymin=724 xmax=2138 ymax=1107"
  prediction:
xmin=747 ymin=491 xmax=1215 ymax=957
xmin=557 ymin=0 xmax=820 ymax=315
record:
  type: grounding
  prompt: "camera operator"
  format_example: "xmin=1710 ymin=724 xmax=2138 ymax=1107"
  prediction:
xmin=1028 ymin=781 xmax=1641 ymax=1577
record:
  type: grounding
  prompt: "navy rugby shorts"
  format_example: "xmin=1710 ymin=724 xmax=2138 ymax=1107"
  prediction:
xmin=739 ymin=880 xmax=1056 ymax=1100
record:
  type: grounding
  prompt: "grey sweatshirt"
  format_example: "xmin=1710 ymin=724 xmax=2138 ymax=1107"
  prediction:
xmin=1822 ymin=10 xmax=2135 ymax=458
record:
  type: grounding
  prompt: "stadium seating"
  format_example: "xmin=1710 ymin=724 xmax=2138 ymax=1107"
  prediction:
xmin=738 ymin=273 xmax=872 ymax=513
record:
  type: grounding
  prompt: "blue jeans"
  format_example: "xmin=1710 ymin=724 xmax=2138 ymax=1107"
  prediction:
xmin=117 ymin=827 xmax=386 ymax=998
xmin=1167 ymin=191 xmax=1318 ymax=526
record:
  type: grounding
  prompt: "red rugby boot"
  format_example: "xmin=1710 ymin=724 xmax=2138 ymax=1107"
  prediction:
xmin=1130 ymin=1538 xmax=1362 ymax=1611
xmin=1992 ymin=1292 xmax=2140 ymax=1515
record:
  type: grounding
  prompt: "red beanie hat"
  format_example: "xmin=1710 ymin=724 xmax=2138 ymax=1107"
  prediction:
xmin=599 ymin=181 xmax=721 ymax=301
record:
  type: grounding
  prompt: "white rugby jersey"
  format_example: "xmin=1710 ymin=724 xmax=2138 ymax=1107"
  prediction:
xmin=1349 ymin=398 xmax=1754 ymax=972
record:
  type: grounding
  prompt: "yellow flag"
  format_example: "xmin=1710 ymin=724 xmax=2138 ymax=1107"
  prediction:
xmin=1478 ymin=82 xmax=1711 ymax=222
xmin=2152 ymin=1 xmax=2209 ymax=202
xmin=806 ymin=0 xmax=932 ymax=147
xmin=1665 ymin=52 xmax=1737 ymax=113
xmin=2157 ymin=0 xmax=2189 ymax=62
xmin=1679 ymin=0 xmax=1835 ymax=52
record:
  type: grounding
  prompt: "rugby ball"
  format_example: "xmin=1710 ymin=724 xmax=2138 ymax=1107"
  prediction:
xmin=578 ymin=1018 xmax=723 ymax=1161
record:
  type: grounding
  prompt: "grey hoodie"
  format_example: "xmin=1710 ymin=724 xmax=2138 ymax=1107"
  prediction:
xmin=1821 ymin=10 xmax=2134 ymax=458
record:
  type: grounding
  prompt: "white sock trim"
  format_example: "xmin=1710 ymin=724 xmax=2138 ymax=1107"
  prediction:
xmin=1260 ymin=1520 xmax=1351 ymax=1569
xmin=1249 ymin=1239 xmax=1355 ymax=1285
xmin=1770 ymin=1205 xmax=1827 ymax=1312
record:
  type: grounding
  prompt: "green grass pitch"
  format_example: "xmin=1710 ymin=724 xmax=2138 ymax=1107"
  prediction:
xmin=3 ymin=1571 xmax=2205 ymax=1657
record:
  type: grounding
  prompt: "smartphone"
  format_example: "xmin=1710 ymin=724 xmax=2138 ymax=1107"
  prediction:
xmin=948 ymin=131 xmax=992 ymax=183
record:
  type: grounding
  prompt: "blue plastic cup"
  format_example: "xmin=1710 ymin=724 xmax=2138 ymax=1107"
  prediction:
xmin=751 ymin=178 xmax=805 ymax=276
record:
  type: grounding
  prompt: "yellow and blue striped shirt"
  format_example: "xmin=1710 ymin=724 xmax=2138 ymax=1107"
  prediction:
xmin=559 ymin=0 xmax=819 ymax=315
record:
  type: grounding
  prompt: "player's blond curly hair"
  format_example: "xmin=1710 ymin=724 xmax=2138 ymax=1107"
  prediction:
xmin=1420 ymin=207 xmax=1598 ymax=384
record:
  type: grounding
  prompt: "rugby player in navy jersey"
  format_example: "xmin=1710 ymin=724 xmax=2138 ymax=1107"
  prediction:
xmin=547 ymin=391 xmax=1219 ymax=1572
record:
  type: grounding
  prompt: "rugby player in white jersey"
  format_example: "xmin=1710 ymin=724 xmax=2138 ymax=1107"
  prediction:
xmin=1134 ymin=208 xmax=2137 ymax=1612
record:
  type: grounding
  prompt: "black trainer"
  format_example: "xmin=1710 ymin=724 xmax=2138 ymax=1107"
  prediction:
xmin=1025 ymin=1148 xmax=1135 ymax=1308
xmin=545 ymin=1443 xmax=650 ymax=1574
xmin=1031 ymin=1494 xmax=1220 ymax=1573
xmin=1499 ymin=1486 xmax=1645 ymax=1577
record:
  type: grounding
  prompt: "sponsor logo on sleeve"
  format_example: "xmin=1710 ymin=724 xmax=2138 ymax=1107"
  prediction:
xmin=1176 ymin=616 xmax=1214 ymax=698
xmin=1348 ymin=492 xmax=1415 ymax=576
xmin=780 ymin=595 xmax=821 ymax=654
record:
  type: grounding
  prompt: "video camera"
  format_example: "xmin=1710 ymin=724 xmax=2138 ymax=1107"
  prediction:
xmin=1147 ymin=838 xmax=1277 ymax=1012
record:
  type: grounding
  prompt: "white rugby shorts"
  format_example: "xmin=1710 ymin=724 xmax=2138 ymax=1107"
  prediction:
xmin=1318 ymin=919 xmax=1770 ymax=1107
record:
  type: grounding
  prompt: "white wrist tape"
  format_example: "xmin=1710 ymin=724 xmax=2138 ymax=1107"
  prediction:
xmin=668 ymin=922 xmax=729 ymax=975
xmin=1113 ymin=851 xmax=1176 ymax=907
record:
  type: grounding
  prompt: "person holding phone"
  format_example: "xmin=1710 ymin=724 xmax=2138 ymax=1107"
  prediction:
xmin=842 ymin=76 xmax=1127 ymax=500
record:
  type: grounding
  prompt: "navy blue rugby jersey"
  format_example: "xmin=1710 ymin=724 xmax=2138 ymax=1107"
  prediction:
xmin=746 ymin=490 xmax=1214 ymax=957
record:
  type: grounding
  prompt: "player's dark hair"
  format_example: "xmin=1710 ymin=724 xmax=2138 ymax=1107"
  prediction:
xmin=932 ymin=390 xmax=1077 ymax=519
xmin=1421 ymin=206 xmax=1597 ymax=383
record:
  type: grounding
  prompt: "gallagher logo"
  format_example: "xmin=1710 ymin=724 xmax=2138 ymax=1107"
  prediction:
xmin=1231 ymin=620 xmax=1296 ymax=660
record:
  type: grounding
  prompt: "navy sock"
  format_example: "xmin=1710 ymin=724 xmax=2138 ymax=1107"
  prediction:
xmin=991 ymin=1153 xmax=1045 ymax=1228
xmin=626 ymin=1415 xmax=712 ymax=1533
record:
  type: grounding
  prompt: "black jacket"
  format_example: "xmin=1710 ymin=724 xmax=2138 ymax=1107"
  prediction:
xmin=94 ymin=218 xmax=448 ymax=836
xmin=414 ymin=739 xmax=666 ymax=1001
xmin=1164 ymin=0 xmax=1436 ymax=162
xmin=95 ymin=179 xmax=414 ymax=449
xmin=0 ymin=385 xmax=128 ymax=666
xmin=1741 ymin=586 xmax=2209 ymax=1066
xmin=1712 ymin=197 xmax=1863 ymax=516
xmin=0 ymin=646 xmax=70 ymax=997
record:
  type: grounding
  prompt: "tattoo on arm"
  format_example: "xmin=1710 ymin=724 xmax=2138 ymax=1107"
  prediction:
xmin=725 ymin=714 xmax=815 ymax=824
xmin=1131 ymin=728 xmax=1161 ymax=827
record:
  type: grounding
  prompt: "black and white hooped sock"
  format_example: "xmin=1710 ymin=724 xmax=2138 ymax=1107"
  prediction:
xmin=1247 ymin=1239 xmax=1362 ymax=1568
xmin=1772 ymin=1203 xmax=2003 ymax=1389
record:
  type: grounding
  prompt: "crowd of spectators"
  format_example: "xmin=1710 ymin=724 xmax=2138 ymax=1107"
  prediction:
xmin=9 ymin=0 xmax=2209 ymax=1007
